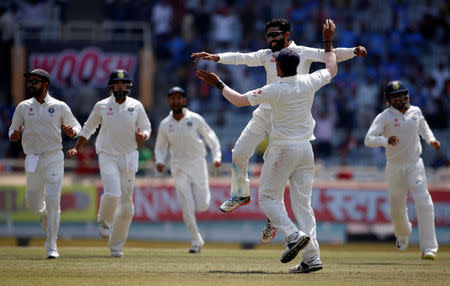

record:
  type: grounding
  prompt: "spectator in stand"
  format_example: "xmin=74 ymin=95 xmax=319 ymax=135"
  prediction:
xmin=312 ymin=93 xmax=336 ymax=159
xmin=151 ymin=0 xmax=173 ymax=59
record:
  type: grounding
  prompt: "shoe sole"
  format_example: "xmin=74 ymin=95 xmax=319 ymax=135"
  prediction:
xmin=290 ymin=264 xmax=323 ymax=273
xmin=280 ymin=236 xmax=310 ymax=264
xmin=219 ymin=198 xmax=251 ymax=213
xmin=260 ymin=228 xmax=277 ymax=244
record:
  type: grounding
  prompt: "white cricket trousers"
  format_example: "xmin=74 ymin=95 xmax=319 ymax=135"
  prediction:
xmin=25 ymin=150 xmax=63 ymax=255
xmin=258 ymin=141 xmax=320 ymax=261
xmin=231 ymin=107 xmax=271 ymax=197
xmin=97 ymin=152 xmax=136 ymax=253
xmin=385 ymin=158 xmax=438 ymax=253
xmin=171 ymin=158 xmax=211 ymax=247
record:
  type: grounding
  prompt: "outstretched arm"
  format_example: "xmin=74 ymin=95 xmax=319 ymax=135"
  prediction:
xmin=196 ymin=69 xmax=250 ymax=107
xmin=191 ymin=52 xmax=219 ymax=63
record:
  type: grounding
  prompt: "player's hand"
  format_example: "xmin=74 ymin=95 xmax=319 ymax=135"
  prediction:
xmin=67 ymin=148 xmax=78 ymax=159
xmin=135 ymin=128 xmax=147 ymax=144
xmin=388 ymin=136 xmax=400 ymax=147
xmin=156 ymin=163 xmax=165 ymax=173
xmin=430 ymin=140 xmax=440 ymax=151
xmin=191 ymin=52 xmax=219 ymax=63
xmin=9 ymin=125 xmax=23 ymax=142
xmin=62 ymin=123 xmax=76 ymax=138
xmin=353 ymin=46 xmax=367 ymax=58
xmin=196 ymin=69 xmax=221 ymax=86
xmin=322 ymin=19 xmax=335 ymax=41
xmin=213 ymin=160 xmax=221 ymax=168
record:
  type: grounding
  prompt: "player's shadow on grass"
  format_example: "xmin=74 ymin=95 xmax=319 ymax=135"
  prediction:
xmin=343 ymin=262 xmax=401 ymax=266
xmin=208 ymin=270 xmax=283 ymax=274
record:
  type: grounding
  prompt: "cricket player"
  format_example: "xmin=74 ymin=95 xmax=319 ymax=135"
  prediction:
xmin=9 ymin=69 xmax=81 ymax=259
xmin=364 ymin=80 xmax=440 ymax=260
xmin=196 ymin=19 xmax=338 ymax=273
xmin=191 ymin=18 xmax=367 ymax=243
xmin=155 ymin=86 xmax=221 ymax=253
xmin=67 ymin=69 xmax=151 ymax=258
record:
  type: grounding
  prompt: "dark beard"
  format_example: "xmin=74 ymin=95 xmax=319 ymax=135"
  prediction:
xmin=269 ymin=38 xmax=285 ymax=52
xmin=172 ymin=106 xmax=183 ymax=114
xmin=392 ymin=101 xmax=406 ymax=111
xmin=112 ymin=89 xmax=130 ymax=99
xmin=26 ymin=87 xmax=43 ymax=99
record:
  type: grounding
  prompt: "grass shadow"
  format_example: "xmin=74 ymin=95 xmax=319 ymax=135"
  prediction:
xmin=343 ymin=262 xmax=401 ymax=266
xmin=207 ymin=270 xmax=284 ymax=274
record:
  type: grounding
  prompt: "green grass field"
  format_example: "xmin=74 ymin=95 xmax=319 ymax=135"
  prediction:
xmin=0 ymin=239 xmax=449 ymax=286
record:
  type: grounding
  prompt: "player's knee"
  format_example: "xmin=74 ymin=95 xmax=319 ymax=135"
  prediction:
xmin=411 ymin=191 xmax=433 ymax=207
xmin=25 ymin=200 xmax=41 ymax=213
xmin=258 ymin=193 xmax=273 ymax=211
xmin=389 ymin=207 xmax=406 ymax=219
xmin=196 ymin=200 xmax=210 ymax=212
xmin=117 ymin=202 xmax=134 ymax=218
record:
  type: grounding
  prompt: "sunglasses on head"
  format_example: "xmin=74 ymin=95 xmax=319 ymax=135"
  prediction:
xmin=25 ymin=78 xmax=44 ymax=85
xmin=266 ymin=31 xmax=284 ymax=39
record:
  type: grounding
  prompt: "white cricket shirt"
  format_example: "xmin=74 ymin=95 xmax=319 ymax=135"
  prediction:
xmin=246 ymin=69 xmax=331 ymax=143
xmin=9 ymin=93 xmax=81 ymax=155
xmin=79 ymin=95 xmax=151 ymax=156
xmin=364 ymin=105 xmax=437 ymax=166
xmin=155 ymin=108 xmax=221 ymax=165
xmin=218 ymin=41 xmax=355 ymax=109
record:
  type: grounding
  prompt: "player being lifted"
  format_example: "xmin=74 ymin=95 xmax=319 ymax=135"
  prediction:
xmin=192 ymin=18 xmax=367 ymax=243
xmin=196 ymin=18 xmax=338 ymax=274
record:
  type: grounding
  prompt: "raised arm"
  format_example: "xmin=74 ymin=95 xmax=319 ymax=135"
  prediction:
xmin=323 ymin=19 xmax=337 ymax=78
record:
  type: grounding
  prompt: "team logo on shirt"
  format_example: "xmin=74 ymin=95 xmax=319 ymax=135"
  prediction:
xmin=128 ymin=107 xmax=134 ymax=112
xmin=28 ymin=107 xmax=34 ymax=116
xmin=48 ymin=107 xmax=55 ymax=113
xmin=394 ymin=118 xmax=400 ymax=127
xmin=412 ymin=115 xmax=417 ymax=120
xmin=107 ymin=107 xmax=114 ymax=115
xmin=169 ymin=124 xmax=174 ymax=133
xmin=252 ymin=89 xmax=262 ymax=97
xmin=187 ymin=121 xmax=193 ymax=127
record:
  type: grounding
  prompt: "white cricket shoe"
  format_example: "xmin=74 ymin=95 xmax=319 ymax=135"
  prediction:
xmin=219 ymin=196 xmax=251 ymax=212
xmin=396 ymin=237 xmax=408 ymax=251
xmin=280 ymin=232 xmax=310 ymax=263
xmin=189 ymin=245 xmax=202 ymax=253
xmin=111 ymin=250 xmax=123 ymax=258
xmin=421 ymin=250 xmax=436 ymax=260
xmin=259 ymin=219 xmax=277 ymax=244
xmin=289 ymin=257 xmax=323 ymax=273
xmin=98 ymin=222 xmax=111 ymax=239
xmin=47 ymin=250 xmax=59 ymax=259
xmin=40 ymin=213 xmax=48 ymax=233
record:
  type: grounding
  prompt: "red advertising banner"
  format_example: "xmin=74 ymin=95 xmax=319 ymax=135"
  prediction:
xmin=127 ymin=183 xmax=450 ymax=226
xmin=29 ymin=47 xmax=138 ymax=87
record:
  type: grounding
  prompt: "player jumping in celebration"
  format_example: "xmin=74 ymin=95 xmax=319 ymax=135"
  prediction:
xmin=196 ymin=19 xmax=338 ymax=273
xmin=191 ymin=18 xmax=367 ymax=244
xmin=67 ymin=70 xmax=151 ymax=258
xmin=364 ymin=80 xmax=440 ymax=260
xmin=154 ymin=87 xmax=222 ymax=253
xmin=9 ymin=69 xmax=81 ymax=259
